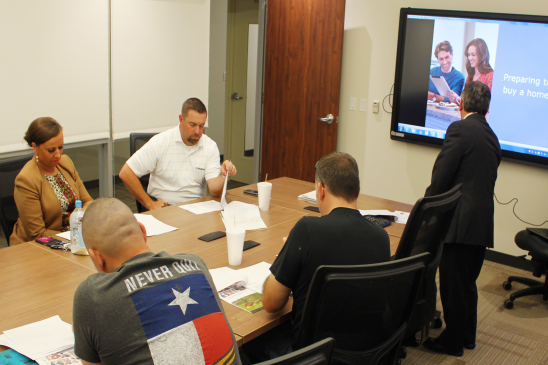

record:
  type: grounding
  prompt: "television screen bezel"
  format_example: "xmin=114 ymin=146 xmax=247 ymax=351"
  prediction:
xmin=390 ymin=7 xmax=548 ymax=168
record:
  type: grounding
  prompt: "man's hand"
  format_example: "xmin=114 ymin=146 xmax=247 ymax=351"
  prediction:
xmin=428 ymin=91 xmax=435 ymax=100
xmin=221 ymin=160 xmax=237 ymax=177
xmin=148 ymin=200 xmax=168 ymax=210
xmin=446 ymin=90 xmax=459 ymax=104
xmin=207 ymin=160 xmax=238 ymax=196
xmin=120 ymin=163 xmax=168 ymax=211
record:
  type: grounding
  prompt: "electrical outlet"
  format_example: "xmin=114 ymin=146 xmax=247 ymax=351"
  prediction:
xmin=360 ymin=99 xmax=367 ymax=112
xmin=373 ymin=100 xmax=380 ymax=114
xmin=350 ymin=97 xmax=356 ymax=111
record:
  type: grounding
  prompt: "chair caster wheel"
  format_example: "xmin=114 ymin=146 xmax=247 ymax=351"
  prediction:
xmin=432 ymin=317 xmax=443 ymax=329
xmin=503 ymin=281 xmax=512 ymax=290
xmin=504 ymin=299 xmax=514 ymax=309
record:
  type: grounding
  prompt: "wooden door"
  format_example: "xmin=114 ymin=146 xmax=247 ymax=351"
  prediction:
xmin=260 ymin=0 xmax=345 ymax=182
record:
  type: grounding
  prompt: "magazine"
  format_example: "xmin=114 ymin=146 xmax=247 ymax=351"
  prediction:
xmin=210 ymin=262 xmax=271 ymax=314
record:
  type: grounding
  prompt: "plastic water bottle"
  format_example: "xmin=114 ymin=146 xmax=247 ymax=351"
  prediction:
xmin=70 ymin=200 xmax=88 ymax=255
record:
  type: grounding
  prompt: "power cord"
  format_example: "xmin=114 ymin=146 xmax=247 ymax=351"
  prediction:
xmin=494 ymin=193 xmax=548 ymax=226
xmin=382 ymin=84 xmax=394 ymax=113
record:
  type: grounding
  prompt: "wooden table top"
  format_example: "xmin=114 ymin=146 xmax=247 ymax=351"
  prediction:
xmin=227 ymin=177 xmax=412 ymax=238
xmin=0 ymin=177 xmax=412 ymax=347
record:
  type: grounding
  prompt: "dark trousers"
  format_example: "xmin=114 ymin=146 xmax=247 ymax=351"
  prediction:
xmin=437 ymin=243 xmax=486 ymax=352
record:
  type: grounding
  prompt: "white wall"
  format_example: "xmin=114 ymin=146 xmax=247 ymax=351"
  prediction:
xmin=111 ymin=0 xmax=211 ymax=139
xmin=338 ymin=0 xmax=548 ymax=256
xmin=208 ymin=0 xmax=229 ymax=154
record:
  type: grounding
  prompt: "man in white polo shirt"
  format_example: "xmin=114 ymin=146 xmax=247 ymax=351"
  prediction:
xmin=119 ymin=98 xmax=237 ymax=210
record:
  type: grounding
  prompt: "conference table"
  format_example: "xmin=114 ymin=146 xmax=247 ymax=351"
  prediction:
xmin=0 ymin=177 xmax=413 ymax=351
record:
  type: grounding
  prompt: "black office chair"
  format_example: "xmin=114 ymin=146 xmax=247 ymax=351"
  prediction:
xmin=129 ymin=133 xmax=158 ymax=213
xmin=394 ymin=183 xmax=463 ymax=345
xmin=0 ymin=154 xmax=33 ymax=244
xmin=294 ymin=252 xmax=430 ymax=365
xmin=255 ymin=338 xmax=336 ymax=365
xmin=503 ymin=228 xmax=548 ymax=309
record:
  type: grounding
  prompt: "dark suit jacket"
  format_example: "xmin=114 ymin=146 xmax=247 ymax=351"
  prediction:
xmin=425 ymin=113 xmax=501 ymax=248
xmin=10 ymin=155 xmax=93 ymax=245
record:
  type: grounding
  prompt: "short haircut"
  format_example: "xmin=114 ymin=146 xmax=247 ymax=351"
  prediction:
xmin=181 ymin=98 xmax=207 ymax=118
xmin=24 ymin=117 xmax=62 ymax=146
xmin=315 ymin=152 xmax=360 ymax=203
xmin=434 ymin=41 xmax=453 ymax=58
xmin=461 ymin=81 xmax=491 ymax=115
xmin=82 ymin=197 xmax=143 ymax=257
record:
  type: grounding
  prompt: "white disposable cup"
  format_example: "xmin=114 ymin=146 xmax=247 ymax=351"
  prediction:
xmin=226 ymin=228 xmax=246 ymax=266
xmin=257 ymin=182 xmax=273 ymax=211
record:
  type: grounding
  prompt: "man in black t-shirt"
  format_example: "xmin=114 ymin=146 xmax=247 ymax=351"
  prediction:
xmin=246 ymin=152 xmax=391 ymax=361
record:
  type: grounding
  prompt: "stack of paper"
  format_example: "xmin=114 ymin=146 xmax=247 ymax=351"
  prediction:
xmin=133 ymin=214 xmax=178 ymax=236
xmin=297 ymin=190 xmax=317 ymax=204
xmin=221 ymin=201 xmax=267 ymax=231
xmin=359 ymin=210 xmax=410 ymax=224
xmin=179 ymin=200 xmax=223 ymax=215
xmin=0 ymin=316 xmax=75 ymax=361
xmin=209 ymin=262 xmax=272 ymax=314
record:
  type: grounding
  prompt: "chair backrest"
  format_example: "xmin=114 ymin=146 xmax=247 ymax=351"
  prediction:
xmin=296 ymin=253 xmax=430 ymax=365
xmin=0 ymin=154 xmax=33 ymax=244
xmin=255 ymin=338 xmax=336 ymax=365
xmin=393 ymin=183 xmax=462 ymax=333
xmin=129 ymin=133 xmax=157 ymax=213
xmin=394 ymin=183 xmax=462 ymax=260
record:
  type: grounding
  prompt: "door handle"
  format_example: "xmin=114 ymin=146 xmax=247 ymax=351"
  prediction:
xmin=231 ymin=92 xmax=244 ymax=100
xmin=318 ymin=114 xmax=334 ymax=125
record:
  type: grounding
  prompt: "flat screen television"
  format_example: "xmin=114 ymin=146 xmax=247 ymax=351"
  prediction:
xmin=391 ymin=8 xmax=548 ymax=167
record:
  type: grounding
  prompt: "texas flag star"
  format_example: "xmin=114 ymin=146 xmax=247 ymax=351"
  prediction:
xmin=168 ymin=287 xmax=198 ymax=315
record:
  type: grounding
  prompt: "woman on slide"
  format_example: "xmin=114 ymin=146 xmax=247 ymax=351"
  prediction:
xmin=464 ymin=38 xmax=494 ymax=91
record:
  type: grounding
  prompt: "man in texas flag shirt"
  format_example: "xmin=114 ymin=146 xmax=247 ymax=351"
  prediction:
xmin=73 ymin=198 xmax=241 ymax=365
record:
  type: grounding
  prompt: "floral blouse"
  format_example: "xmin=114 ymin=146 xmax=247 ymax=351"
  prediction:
xmin=45 ymin=171 xmax=77 ymax=231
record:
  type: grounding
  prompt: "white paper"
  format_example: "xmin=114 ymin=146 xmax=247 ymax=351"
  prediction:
xmin=220 ymin=168 xmax=230 ymax=209
xmin=2 ymin=316 xmax=74 ymax=360
xmin=55 ymin=231 xmax=71 ymax=240
xmin=133 ymin=214 xmax=178 ymax=236
xmin=297 ymin=190 xmax=317 ymax=204
xmin=222 ymin=216 xmax=267 ymax=231
xmin=209 ymin=267 xmax=248 ymax=292
xmin=359 ymin=210 xmax=396 ymax=217
xmin=179 ymin=200 xmax=223 ymax=215
xmin=237 ymin=262 xmax=271 ymax=294
xmin=394 ymin=211 xmax=410 ymax=224
xmin=223 ymin=201 xmax=261 ymax=218
xmin=221 ymin=201 xmax=267 ymax=230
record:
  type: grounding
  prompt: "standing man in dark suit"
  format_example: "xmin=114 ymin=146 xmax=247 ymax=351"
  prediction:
xmin=423 ymin=81 xmax=501 ymax=357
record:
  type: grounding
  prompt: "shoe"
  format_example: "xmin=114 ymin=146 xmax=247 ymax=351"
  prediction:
xmin=423 ymin=337 xmax=463 ymax=357
xmin=464 ymin=342 xmax=476 ymax=350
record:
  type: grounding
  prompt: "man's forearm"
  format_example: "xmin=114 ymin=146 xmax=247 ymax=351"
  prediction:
xmin=262 ymin=274 xmax=291 ymax=313
xmin=207 ymin=175 xmax=226 ymax=197
xmin=119 ymin=164 xmax=154 ymax=208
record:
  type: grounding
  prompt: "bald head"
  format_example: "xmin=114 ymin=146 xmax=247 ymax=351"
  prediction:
xmin=82 ymin=198 xmax=148 ymax=259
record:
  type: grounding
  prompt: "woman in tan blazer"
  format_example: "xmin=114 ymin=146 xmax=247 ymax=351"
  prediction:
xmin=10 ymin=118 xmax=93 ymax=245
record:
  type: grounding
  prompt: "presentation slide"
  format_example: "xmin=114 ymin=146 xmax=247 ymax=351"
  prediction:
xmin=395 ymin=14 xmax=548 ymax=160
xmin=489 ymin=23 xmax=548 ymax=151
